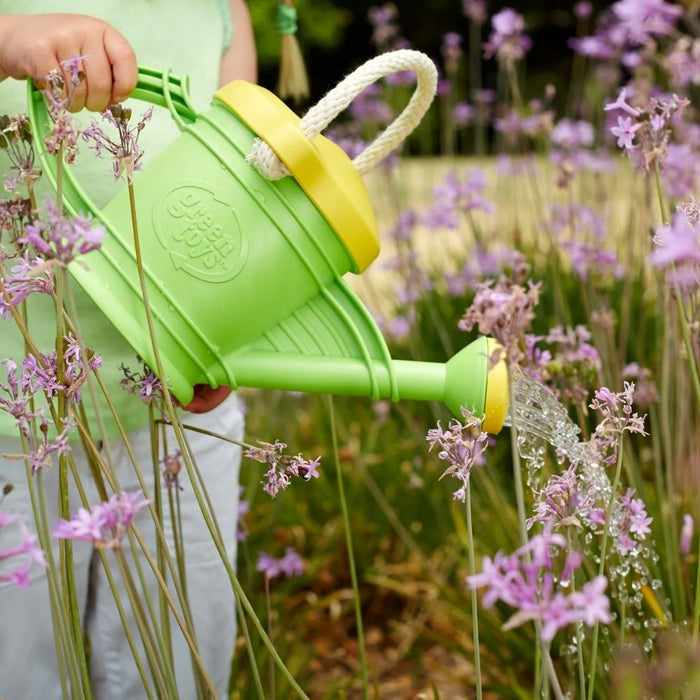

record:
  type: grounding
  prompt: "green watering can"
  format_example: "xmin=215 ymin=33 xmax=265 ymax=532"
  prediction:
xmin=27 ymin=50 xmax=509 ymax=433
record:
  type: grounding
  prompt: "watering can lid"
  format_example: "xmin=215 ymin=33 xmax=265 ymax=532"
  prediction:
xmin=214 ymin=80 xmax=380 ymax=273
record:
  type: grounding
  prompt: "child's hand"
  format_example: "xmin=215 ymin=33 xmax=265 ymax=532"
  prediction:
xmin=182 ymin=385 xmax=233 ymax=414
xmin=0 ymin=13 xmax=137 ymax=111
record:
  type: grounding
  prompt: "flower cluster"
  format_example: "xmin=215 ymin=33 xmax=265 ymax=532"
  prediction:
xmin=483 ymin=8 xmax=532 ymax=66
xmin=23 ymin=334 xmax=103 ymax=405
xmin=527 ymin=465 xmax=598 ymax=531
xmin=0 ymin=114 xmax=40 ymax=193
xmin=53 ymin=490 xmax=151 ymax=550
xmin=459 ymin=277 xmax=541 ymax=366
xmin=0 ymin=510 xmax=46 ymax=587
xmin=446 ymin=244 xmax=529 ymax=298
xmin=650 ymin=208 xmax=700 ymax=295
xmin=21 ymin=197 xmax=104 ymax=267
xmin=524 ymin=324 xmax=602 ymax=404
xmin=243 ymin=440 xmax=320 ymax=499
xmin=256 ymin=546 xmax=304 ymax=580
xmin=119 ymin=359 xmax=164 ymax=406
xmin=421 ymin=168 xmax=496 ymax=231
xmin=0 ymin=347 xmax=93 ymax=472
xmin=462 ymin=0 xmax=487 ymax=24
xmin=426 ymin=407 xmax=489 ymax=503
xmin=589 ymin=382 xmax=647 ymax=466
xmin=569 ymin=0 xmax=682 ymax=68
xmin=82 ymin=104 xmax=154 ymax=181
xmin=605 ymin=88 xmax=690 ymax=172
xmin=468 ymin=530 xmax=611 ymax=642
xmin=612 ymin=487 xmax=653 ymax=557
xmin=42 ymin=56 xmax=89 ymax=164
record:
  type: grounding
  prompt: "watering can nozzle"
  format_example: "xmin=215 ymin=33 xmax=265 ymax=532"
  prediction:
xmin=222 ymin=336 xmax=509 ymax=434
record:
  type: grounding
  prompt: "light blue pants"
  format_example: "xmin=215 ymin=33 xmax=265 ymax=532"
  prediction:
xmin=0 ymin=395 xmax=243 ymax=699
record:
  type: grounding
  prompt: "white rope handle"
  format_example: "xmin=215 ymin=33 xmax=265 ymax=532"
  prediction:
xmin=248 ymin=49 xmax=438 ymax=179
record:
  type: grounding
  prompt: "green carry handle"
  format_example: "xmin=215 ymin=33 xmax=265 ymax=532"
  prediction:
xmin=27 ymin=52 xmax=509 ymax=432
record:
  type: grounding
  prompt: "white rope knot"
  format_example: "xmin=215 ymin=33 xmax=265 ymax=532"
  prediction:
xmin=247 ymin=49 xmax=438 ymax=180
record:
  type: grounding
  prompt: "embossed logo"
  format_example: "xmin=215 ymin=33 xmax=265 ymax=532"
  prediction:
xmin=154 ymin=184 xmax=247 ymax=283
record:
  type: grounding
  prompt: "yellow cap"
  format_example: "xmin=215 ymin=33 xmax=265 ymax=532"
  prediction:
xmin=214 ymin=80 xmax=380 ymax=273
xmin=483 ymin=339 xmax=509 ymax=434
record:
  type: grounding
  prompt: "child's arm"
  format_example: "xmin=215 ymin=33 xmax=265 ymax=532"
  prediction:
xmin=219 ymin=0 xmax=257 ymax=86
xmin=0 ymin=13 xmax=137 ymax=111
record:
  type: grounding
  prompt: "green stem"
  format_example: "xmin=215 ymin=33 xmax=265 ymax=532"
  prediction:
xmin=264 ymin=574 xmax=276 ymax=699
xmin=54 ymin=267 xmax=91 ymax=697
xmin=27 ymin=465 xmax=78 ymax=698
xmin=587 ymin=437 xmax=625 ymax=700
xmin=568 ymin=532 xmax=586 ymax=700
xmin=328 ymin=395 xmax=370 ymax=698
xmin=98 ymin=550 xmax=158 ymax=699
xmin=149 ymin=414 xmax=174 ymax=672
xmin=466 ymin=481 xmax=483 ymax=700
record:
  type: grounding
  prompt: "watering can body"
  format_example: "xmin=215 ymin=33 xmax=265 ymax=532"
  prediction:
xmin=27 ymin=66 xmax=508 ymax=432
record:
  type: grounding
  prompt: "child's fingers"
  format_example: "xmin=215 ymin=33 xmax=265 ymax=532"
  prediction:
xmin=79 ymin=46 xmax=113 ymax=112
xmin=103 ymin=27 xmax=137 ymax=104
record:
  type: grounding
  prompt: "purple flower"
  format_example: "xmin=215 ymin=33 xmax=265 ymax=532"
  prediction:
xmin=279 ymin=547 xmax=304 ymax=577
xmin=612 ymin=0 xmax=682 ymax=43
xmin=453 ymin=102 xmax=474 ymax=128
xmin=2 ymin=255 xmax=55 ymax=314
xmin=421 ymin=168 xmax=496 ymax=231
xmin=573 ymin=2 xmax=593 ymax=19
xmin=256 ymin=552 xmax=280 ymax=578
xmin=256 ymin=547 xmax=304 ymax=580
xmin=569 ymin=35 xmax=616 ymax=60
xmin=367 ymin=3 xmax=405 ymax=52
xmin=660 ymin=143 xmax=700 ymax=199
xmin=59 ymin=55 xmax=89 ymax=87
xmin=610 ymin=115 xmax=642 ymax=150
xmin=244 ymin=440 xmax=321 ymax=498
xmin=650 ymin=211 xmax=700 ymax=293
xmin=459 ymin=277 xmax=541 ymax=366
xmin=484 ymin=8 xmax=532 ymax=65
xmin=0 ymin=513 xmax=46 ymax=587
xmin=551 ymin=119 xmax=595 ymax=150
xmin=83 ymin=104 xmax=154 ymax=181
xmin=349 ymin=84 xmax=394 ymax=127
xmin=462 ymin=0 xmax=487 ymax=23
xmin=41 ymin=67 xmax=83 ymax=164
xmin=612 ymin=488 xmax=653 ymax=556
xmin=527 ymin=466 xmax=597 ymax=530
xmin=21 ymin=334 xmax=101 ymax=406
xmin=427 ymin=407 xmax=489 ymax=502
xmin=468 ymin=530 xmax=611 ymax=642
xmin=53 ymin=490 xmax=151 ymax=550
xmin=441 ymin=32 xmax=463 ymax=73
xmin=604 ymin=87 xmax=642 ymax=117
xmin=664 ymin=36 xmax=700 ymax=89
xmin=119 ymin=359 xmax=164 ymax=405
xmin=590 ymin=383 xmax=647 ymax=466
xmin=0 ymin=116 xmax=40 ymax=191
xmin=622 ymin=363 xmax=659 ymax=409
xmin=21 ymin=197 xmax=104 ymax=266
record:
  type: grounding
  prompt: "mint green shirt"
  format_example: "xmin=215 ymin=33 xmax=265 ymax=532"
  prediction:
xmin=0 ymin=1 xmax=233 ymax=437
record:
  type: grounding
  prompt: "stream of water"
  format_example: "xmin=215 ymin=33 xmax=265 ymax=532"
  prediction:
xmin=504 ymin=369 xmax=610 ymax=497
xmin=503 ymin=369 xmax=667 ymax=644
